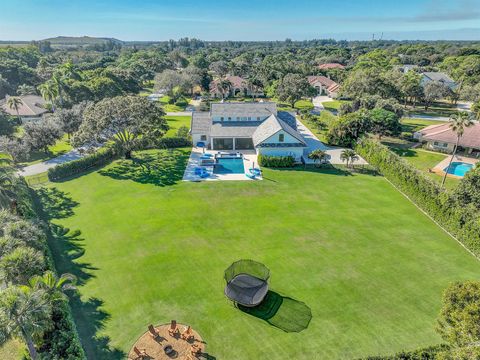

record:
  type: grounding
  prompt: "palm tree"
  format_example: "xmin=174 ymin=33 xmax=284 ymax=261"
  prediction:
xmin=218 ymin=79 xmax=232 ymax=100
xmin=59 ymin=61 xmax=80 ymax=81
xmin=340 ymin=149 xmax=359 ymax=169
xmin=0 ymin=161 xmax=18 ymax=213
xmin=26 ymin=271 xmax=76 ymax=303
xmin=51 ymin=74 xmax=65 ymax=107
xmin=38 ymin=82 xmax=58 ymax=112
xmin=0 ymin=286 xmax=52 ymax=360
xmin=441 ymin=112 xmax=475 ymax=187
xmin=308 ymin=149 xmax=328 ymax=167
xmin=17 ymin=84 xmax=36 ymax=96
xmin=6 ymin=96 xmax=23 ymax=121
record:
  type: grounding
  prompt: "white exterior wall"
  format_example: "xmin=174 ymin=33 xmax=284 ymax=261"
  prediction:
xmin=192 ymin=134 xmax=209 ymax=146
xmin=256 ymin=130 xmax=305 ymax=161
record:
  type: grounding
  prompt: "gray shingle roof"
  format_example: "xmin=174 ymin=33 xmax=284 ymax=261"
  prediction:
xmin=252 ymin=114 xmax=306 ymax=147
xmin=211 ymin=102 xmax=277 ymax=117
xmin=423 ymin=72 xmax=455 ymax=83
xmin=277 ymin=111 xmax=297 ymax=130
xmin=191 ymin=112 xmax=211 ymax=134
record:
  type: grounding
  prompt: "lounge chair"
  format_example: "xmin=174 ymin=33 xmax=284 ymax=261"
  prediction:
xmin=190 ymin=345 xmax=201 ymax=356
xmin=132 ymin=346 xmax=148 ymax=360
xmin=168 ymin=320 xmax=179 ymax=337
xmin=181 ymin=325 xmax=194 ymax=341
xmin=147 ymin=324 xmax=160 ymax=340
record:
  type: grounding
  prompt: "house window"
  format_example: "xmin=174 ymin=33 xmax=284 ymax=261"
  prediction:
xmin=236 ymin=117 xmax=240 ymax=121
xmin=221 ymin=117 xmax=224 ymax=121
xmin=200 ymin=135 xmax=207 ymax=141
xmin=434 ymin=141 xmax=439 ymax=146
xmin=257 ymin=117 xmax=261 ymax=121
xmin=228 ymin=117 xmax=232 ymax=121
xmin=248 ymin=117 xmax=251 ymax=120
xmin=279 ymin=133 xmax=284 ymax=142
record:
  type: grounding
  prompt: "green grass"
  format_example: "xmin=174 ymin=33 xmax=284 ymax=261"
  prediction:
xmin=408 ymin=102 xmax=458 ymax=118
xmin=401 ymin=118 xmax=447 ymax=139
xmin=19 ymin=134 xmax=73 ymax=167
xmin=322 ymin=100 xmax=345 ymax=112
xmin=162 ymin=104 xmax=185 ymax=112
xmin=37 ymin=149 xmax=480 ymax=360
xmin=0 ymin=339 xmax=24 ymax=359
xmin=294 ymin=99 xmax=314 ymax=110
xmin=165 ymin=115 xmax=191 ymax=137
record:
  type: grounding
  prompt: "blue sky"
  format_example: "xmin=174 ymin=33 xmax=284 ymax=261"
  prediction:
xmin=1 ymin=0 xmax=479 ymax=41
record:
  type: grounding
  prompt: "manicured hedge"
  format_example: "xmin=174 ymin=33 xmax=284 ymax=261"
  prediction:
xmin=48 ymin=147 xmax=119 ymax=181
xmin=258 ymin=154 xmax=295 ymax=167
xmin=361 ymin=344 xmax=449 ymax=359
xmin=356 ymin=138 xmax=480 ymax=257
xmin=156 ymin=136 xmax=192 ymax=149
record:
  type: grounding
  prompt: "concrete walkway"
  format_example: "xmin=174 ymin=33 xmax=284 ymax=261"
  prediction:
xmin=296 ymin=117 xmax=367 ymax=165
xmin=166 ymin=111 xmax=192 ymax=116
xmin=17 ymin=149 xmax=84 ymax=177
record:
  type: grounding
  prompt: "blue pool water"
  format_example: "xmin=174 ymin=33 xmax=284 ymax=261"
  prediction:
xmin=444 ymin=162 xmax=474 ymax=177
xmin=214 ymin=158 xmax=245 ymax=174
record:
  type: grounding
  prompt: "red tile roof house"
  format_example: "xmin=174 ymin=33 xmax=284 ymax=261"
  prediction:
xmin=0 ymin=95 xmax=48 ymax=122
xmin=209 ymin=75 xmax=264 ymax=98
xmin=307 ymin=76 xmax=341 ymax=98
xmin=414 ymin=122 xmax=480 ymax=156
xmin=318 ymin=63 xmax=346 ymax=70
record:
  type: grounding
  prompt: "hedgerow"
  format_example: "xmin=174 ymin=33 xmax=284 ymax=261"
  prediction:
xmin=355 ymin=138 xmax=480 ymax=257
xmin=258 ymin=154 xmax=295 ymax=167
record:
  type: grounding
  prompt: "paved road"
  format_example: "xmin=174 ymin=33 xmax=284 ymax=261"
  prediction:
xmin=295 ymin=117 xmax=367 ymax=165
xmin=405 ymin=114 xmax=450 ymax=122
xmin=17 ymin=149 xmax=84 ymax=177
xmin=166 ymin=111 xmax=192 ymax=116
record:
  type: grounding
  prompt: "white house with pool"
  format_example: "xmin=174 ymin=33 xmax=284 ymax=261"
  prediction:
xmin=190 ymin=102 xmax=307 ymax=161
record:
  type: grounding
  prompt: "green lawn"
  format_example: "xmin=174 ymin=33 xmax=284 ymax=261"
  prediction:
xmin=322 ymin=100 xmax=346 ymax=112
xmin=407 ymin=102 xmax=458 ymax=118
xmin=19 ymin=134 xmax=73 ymax=167
xmin=0 ymin=340 xmax=24 ymax=359
xmin=36 ymin=149 xmax=480 ymax=360
xmin=165 ymin=115 xmax=191 ymax=137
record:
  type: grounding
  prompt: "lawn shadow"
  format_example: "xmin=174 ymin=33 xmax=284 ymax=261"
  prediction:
xmin=99 ymin=149 xmax=190 ymax=187
xmin=238 ymin=291 xmax=312 ymax=333
xmin=33 ymin=188 xmax=126 ymax=359
xmin=35 ymin=187 xmax=79 ymax=219
xmin=274 ymin=165 xmax=380 ymax=177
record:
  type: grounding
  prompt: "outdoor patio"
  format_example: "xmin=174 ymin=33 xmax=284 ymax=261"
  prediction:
xmin=432 ymin=154 xmax=479 ymax=178
xmin=128 ymin=323 xmax=206 ymax=360
xmin=183 ymin=147 xmax=262 ymax=181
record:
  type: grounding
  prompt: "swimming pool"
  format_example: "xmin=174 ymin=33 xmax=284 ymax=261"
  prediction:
xmin=214 ymin=158 xmax=245 ymax=174
xmin=444 ymin=162 xmax=474 ymax=177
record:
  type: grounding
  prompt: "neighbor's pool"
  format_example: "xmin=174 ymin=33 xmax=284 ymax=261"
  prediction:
xmin=214 ymin=158 xmax=245 ymax=174
xmin=444 ymin=162 xmax=474 ymax=177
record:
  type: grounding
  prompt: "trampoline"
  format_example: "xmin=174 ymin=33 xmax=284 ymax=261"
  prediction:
xmin=224 ymin=260 xmax=270 ymax=307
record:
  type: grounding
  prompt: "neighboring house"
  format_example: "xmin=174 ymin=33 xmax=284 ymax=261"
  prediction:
xmin=191 ymin=102 xmax=307 ymax=161
xmin=209 ymin=75 xmax=264 ymax=98
xmin=307 ymin=76 xmax=340 ymax=97
xmin=318 ymin=63 xmax=345 ymax=70
xmin=420 ymin=72 xmax=458 ymax=90
xmin=0 ymin=95 xmax=48 ymax=122
xmin=414 ymin=122 xmax=480 ymax=155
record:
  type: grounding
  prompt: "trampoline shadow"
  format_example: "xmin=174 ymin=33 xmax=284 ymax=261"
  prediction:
xmin=238 ymin=291 xmax=312 ymax=333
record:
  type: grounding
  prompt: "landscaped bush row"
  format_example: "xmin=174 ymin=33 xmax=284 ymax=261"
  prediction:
xmin=355 ymin=138 xmax=480 ymax=256
xmin=361 ymin=344 xmax=449 ymax=359
xmin=258 ymin=154 xmax=295 ymax=167
xmin=155 ymin=136 xmax=192 ymax=149
xmin=48 ymin=146 xmax=119 ymax=181
xmin=0 ymin=181 xmax=86 ymax=359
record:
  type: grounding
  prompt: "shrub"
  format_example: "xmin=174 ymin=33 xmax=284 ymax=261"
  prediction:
xmin=356 ymin=138 xmax=480 ymax=256
xmin=176 ymin=125 xmax=190 ymax=138
xmin=258 ymin=154 xmax=295 ymax=167
xmin=361 ymin=344 xmax=449 ymax=359
xmin=48 ymin=146 xmax=118 ymax=181
xmin=155 ymin=137 xmax=192 ymax=149
xmin=174 ymin=97 xmax=188 ymax=107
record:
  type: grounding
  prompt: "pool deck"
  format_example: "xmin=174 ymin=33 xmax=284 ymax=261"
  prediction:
xmin=183 ymin=147 xmax=262 ymax=182
xmin=432 ymin=154 xmax=479 ymax=178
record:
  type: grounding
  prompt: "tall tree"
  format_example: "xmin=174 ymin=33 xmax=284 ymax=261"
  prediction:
xmin=275 ymin=74 xmax=313 ymax=107
xmin=38 ymin=82 xmax=58 ymax=112
xmin=217 ymin=79 xmax=232 ymax=100
xmin=6 ymin=97 xmax=23 ymax=122
xmin=0 ymin=286 xmax=52 ymax=360
xmin=441 ymin=112 xmax=475 ymax=187
xmin=17 ymin=84 xmax=36 ymax=96
xmin=74 ymin=96 xmax=168 ymax=159
xmin=23 ymin=119 xmax=62 ymax=154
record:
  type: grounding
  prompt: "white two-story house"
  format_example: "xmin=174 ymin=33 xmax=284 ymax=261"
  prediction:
xmin=190 ymin=102 xmax=307 ymax=161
